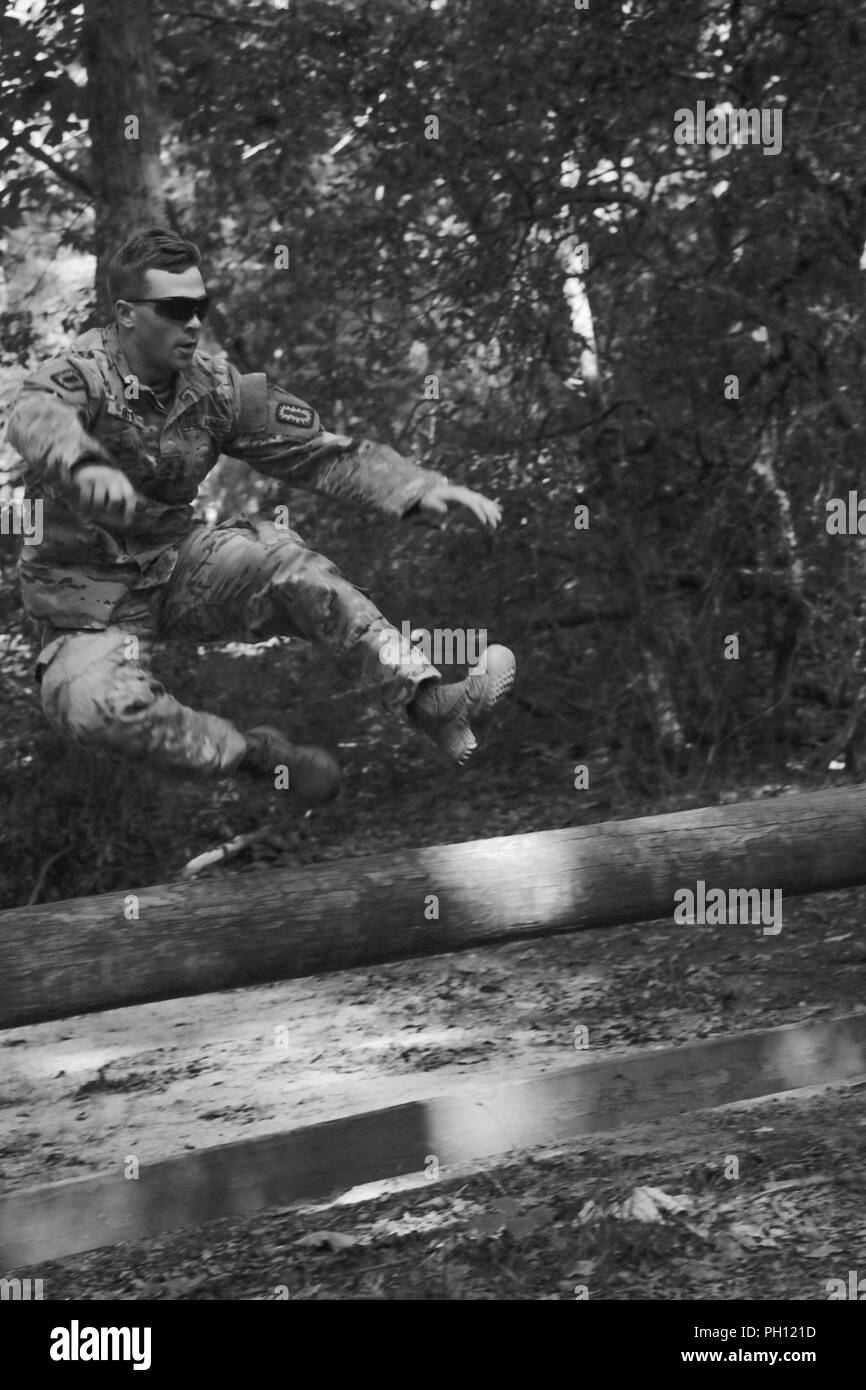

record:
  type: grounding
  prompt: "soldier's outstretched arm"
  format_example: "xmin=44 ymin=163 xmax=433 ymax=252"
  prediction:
xmin=223 ymin=370 xmax=500 ymax=527
xmin=7 ymin=357 xmax=110 ymax=490
xmin=7 ymin=357 xmax=139 ymax=524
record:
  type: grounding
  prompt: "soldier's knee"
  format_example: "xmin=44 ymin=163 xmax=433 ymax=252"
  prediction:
xmin=41 ymin=666 xmax=102 ymax=742
xmin=39 ymin=631 xmax=156 ymax=745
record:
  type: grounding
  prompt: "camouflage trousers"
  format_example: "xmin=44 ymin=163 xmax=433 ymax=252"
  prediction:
xmin=32 ymin=514 xmax=440 ymax=778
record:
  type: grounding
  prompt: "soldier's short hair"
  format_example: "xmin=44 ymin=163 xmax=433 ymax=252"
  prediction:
xmin=107 ymin=228 xmax=203 ymax=307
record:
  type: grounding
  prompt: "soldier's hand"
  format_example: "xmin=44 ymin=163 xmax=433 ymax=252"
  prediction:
xmin=73 ymin=464 xmax=139 ymax=527
xmin=419 ymin=483 xmax=501 ymax=529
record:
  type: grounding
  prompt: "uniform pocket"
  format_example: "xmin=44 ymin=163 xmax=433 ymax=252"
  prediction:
xmin=98 ymin=420 xmax=154 ymax=487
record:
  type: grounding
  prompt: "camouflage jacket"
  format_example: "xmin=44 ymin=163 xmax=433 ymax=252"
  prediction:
xmin=6 ymin=323 xmax=446 ymax=629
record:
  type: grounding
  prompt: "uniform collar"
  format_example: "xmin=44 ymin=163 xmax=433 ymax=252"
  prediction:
xmin=101 ymin=323 xmax=213 ymax=418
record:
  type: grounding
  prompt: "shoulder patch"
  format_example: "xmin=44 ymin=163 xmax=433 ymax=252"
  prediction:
xmin=50 ymin=366 xmax=87 ymax=393
xmin=276 ymin=401 xmax=314 ymax=429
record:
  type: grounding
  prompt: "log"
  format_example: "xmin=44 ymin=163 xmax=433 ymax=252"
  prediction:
xmin=2 ymin=785 xmax=866 ymax=1029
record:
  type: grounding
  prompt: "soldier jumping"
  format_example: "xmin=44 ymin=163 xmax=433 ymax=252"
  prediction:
xmin=6 ymin=227 xmax=516 ymax=803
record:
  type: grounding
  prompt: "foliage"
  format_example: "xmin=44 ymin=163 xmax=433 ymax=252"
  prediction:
xmin=3 ymin=0 xmax=866 ymax=905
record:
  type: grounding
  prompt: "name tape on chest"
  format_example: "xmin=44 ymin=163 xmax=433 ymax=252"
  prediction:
xmin=105 ymin=398 xmax=145 ymax=428
xmin=275 ymin=401 xmax=314 ymax=430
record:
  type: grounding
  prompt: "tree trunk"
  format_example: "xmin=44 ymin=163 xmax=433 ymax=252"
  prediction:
xmin=749 ymin=415 xmax=808 ymax=757
xmin=4 ymin=786 xmax=866 ymax=1028
xmin=82 ymin=0 xmax=168 ymax=321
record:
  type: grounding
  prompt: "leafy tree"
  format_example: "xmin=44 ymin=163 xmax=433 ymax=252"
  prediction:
xmin=4 ymin=0 xmax=866 ymax=907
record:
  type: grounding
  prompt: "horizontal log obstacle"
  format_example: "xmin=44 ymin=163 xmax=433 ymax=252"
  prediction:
xmin=3 ymin=784 xmax=866 ymax=1030
xmin=3 ymin=1012 xmax=865 ymax=1268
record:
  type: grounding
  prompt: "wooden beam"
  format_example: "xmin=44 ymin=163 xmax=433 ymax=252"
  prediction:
xmin=2 ymin=785 xmax=866 ymax=1029
xmin=3 ymin=1012 xmax=865 ymax=1269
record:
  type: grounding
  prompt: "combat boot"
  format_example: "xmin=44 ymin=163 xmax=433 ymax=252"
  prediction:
xmin=407 ymin=644 xmax=516 ymax=764
xmin=238 ymin=725 xmax=342 ymax=804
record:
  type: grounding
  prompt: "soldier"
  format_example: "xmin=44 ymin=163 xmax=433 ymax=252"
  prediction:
xmin=6 ymin=227 xmax=515 ymax=802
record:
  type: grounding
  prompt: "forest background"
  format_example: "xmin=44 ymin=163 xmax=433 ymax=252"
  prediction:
xmin=2 ymin=0 xmax=865 ymax=909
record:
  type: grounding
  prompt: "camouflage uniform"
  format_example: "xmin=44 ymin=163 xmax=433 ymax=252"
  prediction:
xmin=6 ymin=324 xmax=443 ymax=777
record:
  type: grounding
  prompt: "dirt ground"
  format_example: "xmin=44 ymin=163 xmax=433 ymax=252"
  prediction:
xmin=12 ymin=1084 xmax=865 ymax=1302
xmin=2 ymin=882 xmax=865 ymax=1299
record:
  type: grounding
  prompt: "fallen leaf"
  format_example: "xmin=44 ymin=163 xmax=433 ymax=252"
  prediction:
xmin=728 ymin=1222 xmax=775 ymax=1249
xmin=295 ymin=1230 xmax=357 ymax=1251
xmin=616 ymin=1186 xmax=696 ymax=1222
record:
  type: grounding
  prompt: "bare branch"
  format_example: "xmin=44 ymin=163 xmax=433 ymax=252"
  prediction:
xmin=3 ymin=131 xmax=94 ymax=199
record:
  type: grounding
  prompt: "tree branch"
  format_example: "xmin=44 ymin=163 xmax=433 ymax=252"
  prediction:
xmin=181 ymin=9 xmax=278 ymax=30
xmin=4 ymin=132 xmax=94 ymax=199
xmin=27 ymin=847 xmax=70 ymax=907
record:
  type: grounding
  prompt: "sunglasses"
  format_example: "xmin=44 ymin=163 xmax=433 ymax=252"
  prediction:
xmin=126 ymin=296 xmax=211 ymax=323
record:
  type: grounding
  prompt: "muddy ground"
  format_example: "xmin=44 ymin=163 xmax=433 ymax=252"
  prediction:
xmin=2 ymin=883 xmax=864 ymax=1299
